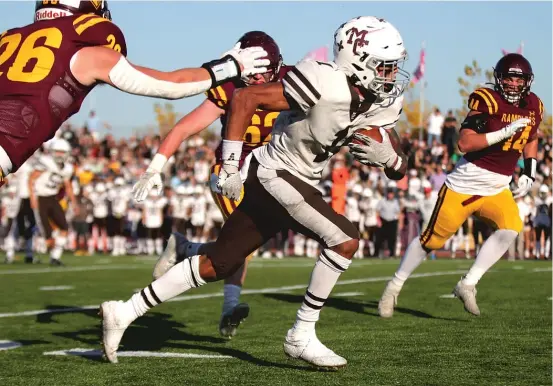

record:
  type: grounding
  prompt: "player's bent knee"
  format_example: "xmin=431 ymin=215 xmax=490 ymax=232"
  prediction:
xmin=503 ymin=218 xmax=523 ymax=234
xmin=208 ymin=251 xmax=244 ymax=280
xmin=420 ymin=234 xmax=444 ymax=251
xmin=330 ymin=238 xmax=359 ymax=259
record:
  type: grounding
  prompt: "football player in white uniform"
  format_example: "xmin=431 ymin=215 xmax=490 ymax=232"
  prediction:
xmin=108 ymin=177 xmax=130 ymax=256
xmin=29 ymin=139 xmax=77 ymax=265
xmin=142 ymin=193 xmax=168 ymax=256
xmin=101 ymin=16 xmax=409 ymax=368
xmin=12 ymin=159 xmax=37 ymax=263
xmin=90 ymin=182 xmax=110 ymax=254
xmin=2 ymin=185 xmax=20 ymax=263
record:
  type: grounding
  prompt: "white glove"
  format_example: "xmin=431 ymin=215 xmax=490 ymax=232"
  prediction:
xmin=216 ymin=161 xmax=242 ymax=201
xmin=348 ymin=128 xmax=401 ymax=171
xmin=512 ymin=175 xmax=534 ymax=199
xmin=223 ymin=43 xmax=270 ymax=77
xmin=486 ymin=117 xmax=530 ymax=146
xmin=133 ymin=171 xmax=163 ymax=202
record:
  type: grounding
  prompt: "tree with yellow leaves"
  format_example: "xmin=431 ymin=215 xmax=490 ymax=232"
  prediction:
xmin=153 ymin=103 xmax=177 ymax=138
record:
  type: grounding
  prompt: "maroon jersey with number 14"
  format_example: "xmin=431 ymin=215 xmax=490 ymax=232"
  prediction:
xmin=0 ymin=14 xmax=127 ymax=172
xmin=206 ymin=66 xmax=292 ymax=167
xmin=462 ymin=87 xmax=544 ymax=176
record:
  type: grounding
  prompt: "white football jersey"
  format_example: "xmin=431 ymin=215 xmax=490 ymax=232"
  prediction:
xmin=345 ymin=196 xmax=361 ymax=223
xmin=89 ymin=191 xmax=109 ymax=218
xmin=191 ymin=195 xmax=207 ymax=227
xmin=143 ymin=197 xmax=168 ymax=228
xmin=2 ymin=195 xmax=20 ymax=219
xmin=254 ymin=59 xmax=403 ymax=185
xmin=171 ymin=196 xmax=192 ymax=220
xmin=32 ymin=155 xmax=74 ymax=197
xmin=14 ymin=159 xmax=34 ymax=199
xmin=109 ymin=187 xmax=130 ymax=218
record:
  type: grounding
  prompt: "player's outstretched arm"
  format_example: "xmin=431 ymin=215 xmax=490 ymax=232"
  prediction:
xmin=70 ymin=45 xmax=269 ymax=100
xmin=132 ymin=100 xmax=223 ymax=202
xmin=458 ymin=111 xmax=530 ymax=153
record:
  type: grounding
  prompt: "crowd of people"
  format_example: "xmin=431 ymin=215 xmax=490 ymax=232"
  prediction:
xmin=1 ymin=109 xmax=551 ymax=263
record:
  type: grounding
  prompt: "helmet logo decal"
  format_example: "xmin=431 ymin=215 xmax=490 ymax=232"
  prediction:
xmin=91 ymin=0 xmax=102 ymax=10
xmin=345 ymin=27 xmax=369 ymax=56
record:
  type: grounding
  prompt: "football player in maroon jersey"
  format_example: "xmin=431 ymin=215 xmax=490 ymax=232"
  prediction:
xmin=132 ymin=31 xmax=289 ymax=338
xmin=0 ymin=0 xmax=270 ymax=185
xmin=379 ymin=53 xmax=545 ymax=318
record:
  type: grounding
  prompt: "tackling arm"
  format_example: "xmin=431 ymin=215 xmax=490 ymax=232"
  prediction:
xmin=70 ymin=45 xmax=268 ymax=100
xmin=147 ymin=100 xmax=224 ymax=172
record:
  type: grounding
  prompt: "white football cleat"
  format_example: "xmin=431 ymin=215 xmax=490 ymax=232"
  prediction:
xmin=100 ymin=300 xmax=135 ymax=363
xmin=452 ymin=278 xmax=480 ymax=316
xmin=283 ymin=328 xmax=347 ymax=370
xmin=378 ymin=280 xmax=402 ymax=318
xmin=152 ymin=232 xmax=191 ymax=280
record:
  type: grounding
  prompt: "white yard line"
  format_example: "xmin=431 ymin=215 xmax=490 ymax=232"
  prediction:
xmin=0 ymin=340 xmax=22 ymax=351
xmin=531 ymin=267 xmax=552 ymax=273
xmin=333 ymin=292 xmax=364 ymax=297
xmin=43 ymin=348 xmax=233 ymax=359
xmin=0 ymin=270 xmax=466 ymax=318
xmin=0 ymin=265 xmax=146 ymax=275
xmin=439 ymin=294 xmax=456 ymax=299
xmin=39 ymin=286 xmax=74 ymax=291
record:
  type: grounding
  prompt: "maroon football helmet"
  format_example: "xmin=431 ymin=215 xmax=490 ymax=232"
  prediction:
xmin=493 ymin=53 xmax=534 ymax=104
xmin=35 ymin=0 xmax=112 ymax=22
xmin=237 ymin=31 xmax=282 ymax=84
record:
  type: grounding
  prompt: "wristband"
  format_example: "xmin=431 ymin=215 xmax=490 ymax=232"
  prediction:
xmin=201 ymin=55 xmax=240 ymax=87
xmin=222 ymin=140 xmax=243 ymax=165
xmin=147 ymin=154 xmax=168 ymax=173
xmin=523 ymin=158 xmax=537 ymax=181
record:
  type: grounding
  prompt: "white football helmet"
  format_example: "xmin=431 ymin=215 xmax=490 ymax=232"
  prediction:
xmin=333 ymin=16 xmax=410 ymax=99
xmin=95 ymin=182 xmax=106 ymax=194
xmin=49 ymin=138 xmax=72 ymax=164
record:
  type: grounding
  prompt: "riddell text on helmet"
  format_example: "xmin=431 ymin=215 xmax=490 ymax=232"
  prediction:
xmin=35 ymin=8 xmax=72 ymax=21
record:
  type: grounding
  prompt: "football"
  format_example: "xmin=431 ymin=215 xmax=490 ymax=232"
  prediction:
xmin=351 ymin=126 xmax=407 ymax=181
xmin=351 ymin=126 xmax=383 ymax=144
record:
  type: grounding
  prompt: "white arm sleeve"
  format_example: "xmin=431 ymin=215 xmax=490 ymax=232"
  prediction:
xmin=107 ymin=57 xmax=212 ymax=100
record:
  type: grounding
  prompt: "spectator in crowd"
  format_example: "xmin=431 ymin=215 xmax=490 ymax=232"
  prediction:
xmin=375 ymin=190 xmax=401 ymax=258
xmin=426 ymin=107 xmax=444 ymax=147
xmin=441 ymin=110 xmax=458 ymax=158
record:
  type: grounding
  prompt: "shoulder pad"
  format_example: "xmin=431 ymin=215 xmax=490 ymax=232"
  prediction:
xmin=460 ymin=112 xmax=490 ymax=133
xmin=72 ymin=15 xmax=127 ymax=56
xmin=205 ymin=81 xmax=235 ymax=110
xmin=468 ymin=88 xmax=499 ymax=115
xmin=529 ymin=93 xmax=545 ymax=120
xmin=281 ymin=59 xmax=323 ymax=113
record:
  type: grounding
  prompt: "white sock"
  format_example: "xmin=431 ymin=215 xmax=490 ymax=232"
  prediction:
xmin=127 ymin=255 xmax=206 ymax=319
xmin=50 ymin=236 xmax=67 ymax=260
xmin=462 ymin=229 xmax=518 ymax=286
xmin=392 ymin=238 xmax=429 ymax=287
xmin=295 ymin=249 xmax=352 ymax=331
xmin=155 ymin=238 xmax=163 ymax=255
xmin=146 ymin=239 xmax=155 ymax=255
xmin=222 ymin=284 xmax=242 ymax=316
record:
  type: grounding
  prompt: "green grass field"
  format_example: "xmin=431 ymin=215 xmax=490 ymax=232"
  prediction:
xmin=0 ymin=255 xmax=550 ymax=386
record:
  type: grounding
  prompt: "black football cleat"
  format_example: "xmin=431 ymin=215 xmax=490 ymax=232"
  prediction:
xmin=219 ymin=303 xmax=250 ymax=339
